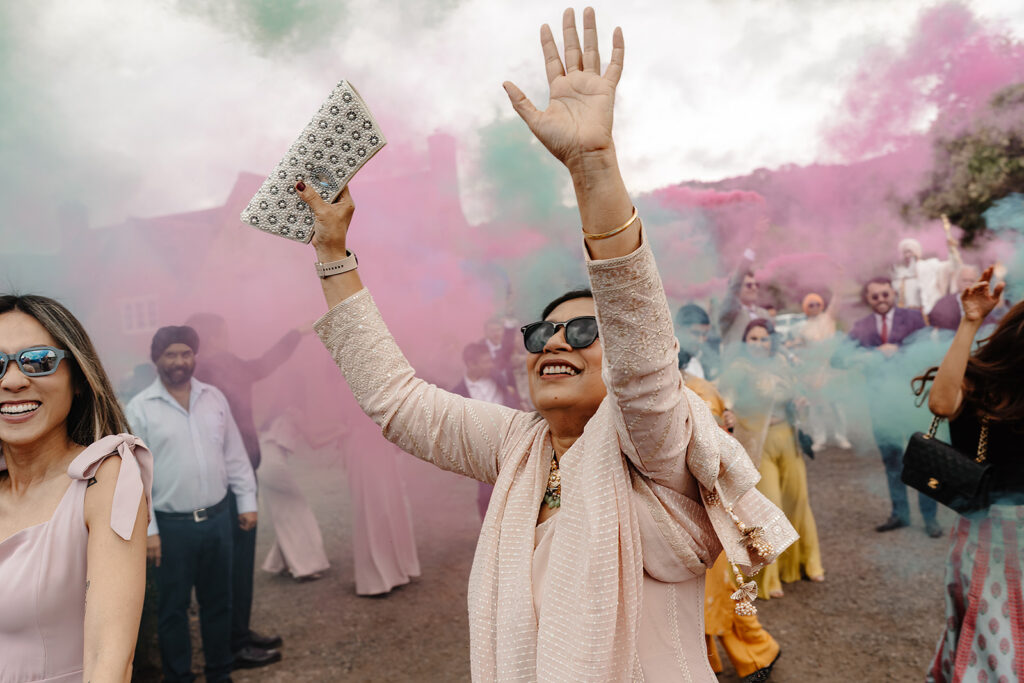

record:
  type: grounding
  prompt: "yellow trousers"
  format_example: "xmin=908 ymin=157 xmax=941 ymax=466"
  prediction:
xmin=754 ymin=422 xmax=824 ymax=599
xmin=704 ymin=553 xmax=780 ymax=678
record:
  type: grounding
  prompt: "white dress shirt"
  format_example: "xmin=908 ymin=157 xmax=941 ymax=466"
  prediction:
xmin=682 ymin=355 xmax=705 ymax=380
xmin=126 ymin=378 xmax=258 ymax=535
xmin=893 ymin=258 xmax=954 ymax=313
xmin=464 ymin=375 xmax=502 ymax=405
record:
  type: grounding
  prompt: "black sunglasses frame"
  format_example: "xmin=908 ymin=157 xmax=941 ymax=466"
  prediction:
xmin=520 ymin=316 xmax=599 ymax=354
xmin=0 ymin=346 xmax=69 ymax=380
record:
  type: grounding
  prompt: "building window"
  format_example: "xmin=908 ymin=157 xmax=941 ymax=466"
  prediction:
xmin=121 ymin=297 xmax=159 ymax=333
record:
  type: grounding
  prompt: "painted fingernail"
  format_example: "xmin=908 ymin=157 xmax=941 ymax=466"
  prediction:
xmin=296 ymin=181 xmax=306 ymax=191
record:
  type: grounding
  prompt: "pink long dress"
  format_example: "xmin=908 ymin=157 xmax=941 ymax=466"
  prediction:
xmin=0 ymin=435 xmax=153 ymax=683
xmin=259 ymin=421 xmax=331 ymax=580
xmin=314 ymin=232 xmax=797 ymax=681
xmin=345 ymin=417 xmax=420 ymax=596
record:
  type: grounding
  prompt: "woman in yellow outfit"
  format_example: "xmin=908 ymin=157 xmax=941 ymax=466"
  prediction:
xmin=682 ymin=363 xmax=781 ymax=681
xmin=719 ymin=318 xmax=824 ymax=599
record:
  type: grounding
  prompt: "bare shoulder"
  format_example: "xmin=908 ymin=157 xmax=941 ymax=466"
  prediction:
xmin=83 ymin=454 xmax=124 ymax=523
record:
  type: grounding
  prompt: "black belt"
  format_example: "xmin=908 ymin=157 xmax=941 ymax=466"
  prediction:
xmin=155 ymin=495 xmax=229 ymax=523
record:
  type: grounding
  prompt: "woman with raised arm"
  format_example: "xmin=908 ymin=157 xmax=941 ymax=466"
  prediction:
xmin=0 ymin=295 xmax=153 ymax=683
xmin=911 ymin=268 xmax=1024 ymax=683
xmin=719 ymin=320 xmax=824 ymax=600
xmin=297 ymin=9 xmax=795 ymax=681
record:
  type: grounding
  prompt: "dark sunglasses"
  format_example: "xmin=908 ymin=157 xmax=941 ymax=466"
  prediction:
xmin=0 ymin=346 xmax=69 ymax=379
xmin=521 ymin=316 xmax=599 ymax=354
xmin=869 ymin=292 xmax=892 ymax=302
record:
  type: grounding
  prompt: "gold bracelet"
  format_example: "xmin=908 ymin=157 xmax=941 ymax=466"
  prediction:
xmin=583 ymin=206 xmax=639 ymax=240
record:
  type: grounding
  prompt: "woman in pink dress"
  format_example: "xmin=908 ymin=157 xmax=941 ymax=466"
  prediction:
xmin=344 ymin=418 xmax=420 ymax=596
xmin=294 ymin=9 xmax=797 ymax=680
xmin=259 ymin=410 xmax=332 ymax=581
xmin=0 ymin=295 xmax=153 ymax=683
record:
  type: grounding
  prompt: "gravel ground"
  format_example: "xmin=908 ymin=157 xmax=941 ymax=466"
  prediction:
xmin=149 ymin=410 xmax=953 ymax=682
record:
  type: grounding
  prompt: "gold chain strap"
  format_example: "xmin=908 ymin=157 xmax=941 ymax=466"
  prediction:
xmin=976 ymin=417 xmax=989 ymax=464
xmin=927 ymin=414 xmax=989 ymax=463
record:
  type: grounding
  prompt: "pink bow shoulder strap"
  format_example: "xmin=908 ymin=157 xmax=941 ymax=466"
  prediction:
xmin=67 ymin=433 xmax=155 ymax=541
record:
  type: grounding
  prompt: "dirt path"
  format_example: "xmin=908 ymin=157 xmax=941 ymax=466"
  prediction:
xmin=222 ymin=427 xmax=951 ymax=682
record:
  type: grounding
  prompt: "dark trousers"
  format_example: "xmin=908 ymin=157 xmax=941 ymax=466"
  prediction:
xmin=229 ymin=490 xmax=257 ymax=651
xmin=155 ymin=503 xmax=234 ymax=682
xmin=876 ymin=435 xmax=938 ymax=524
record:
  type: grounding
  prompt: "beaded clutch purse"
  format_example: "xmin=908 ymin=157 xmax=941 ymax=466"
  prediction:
xmin=240 ymin=80 xmax=386 ymax=243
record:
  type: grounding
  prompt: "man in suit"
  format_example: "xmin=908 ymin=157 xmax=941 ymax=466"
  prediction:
xmin=719 ymin=249 xmax=774 ymax=349
xmin=481 ymin=317 xmax=521 ymax=408
xmin=847 ymin=277 xmax=942 ymax=537
xmin=453 ymin=341 xmax=518 ymax=518
xmin=928 ymin=265 xmax=1008 ymax=331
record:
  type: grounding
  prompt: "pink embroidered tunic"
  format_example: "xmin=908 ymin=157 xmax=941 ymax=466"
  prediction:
xmin=0 ymin=435 xmax=153 ymax=683
xmin=314 ymin=234 xmax=797 ymax=682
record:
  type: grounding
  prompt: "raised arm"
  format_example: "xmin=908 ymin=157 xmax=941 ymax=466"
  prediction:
xmin=243 ymin=328 xmax=303 ymax=381
xmin=928 ymin=266 xmax=1004 ymax=417
xmin=719 ymin=250 xmax=755 ymax=334
xmin=503 ymin=8 xmax=693 ymax=487
xmin=297 ymin=189 xmax=527 ymax=484
xmin=502 ymin=8 xmax=639 ymax=258
xmin=587 ymin=233 xmax=691 ymax=489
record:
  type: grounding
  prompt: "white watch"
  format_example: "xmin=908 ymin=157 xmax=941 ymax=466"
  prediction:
xmin=315 ymin=250 xmax=358 ymax=278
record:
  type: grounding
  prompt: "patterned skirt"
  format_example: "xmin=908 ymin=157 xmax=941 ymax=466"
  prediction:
xmin=927 ymin=505 xmax=1024 ymax=683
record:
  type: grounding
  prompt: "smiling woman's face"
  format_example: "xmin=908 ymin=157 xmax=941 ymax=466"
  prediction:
xmin=0 ymin=311 xmax=75 ymax=451
xmin=525 ymin=297 xmax=606 ymax=418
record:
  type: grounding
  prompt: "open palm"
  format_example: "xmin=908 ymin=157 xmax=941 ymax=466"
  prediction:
xmin=961 ymin=265 xmax=1005 ymax=322
xmin=504 ymin=8 xmax=624 ymax=171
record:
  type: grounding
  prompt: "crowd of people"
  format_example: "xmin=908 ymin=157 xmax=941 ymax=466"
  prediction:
xmin=0 ymin=8 xmax=1021 ymax=683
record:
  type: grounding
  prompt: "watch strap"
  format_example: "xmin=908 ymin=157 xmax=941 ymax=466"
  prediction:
xmin=315 ymin=250 xmax=358 ymax=278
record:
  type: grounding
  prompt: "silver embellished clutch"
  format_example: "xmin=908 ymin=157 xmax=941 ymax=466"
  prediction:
xmin=240 ymin=80 xmax=386 ymax=243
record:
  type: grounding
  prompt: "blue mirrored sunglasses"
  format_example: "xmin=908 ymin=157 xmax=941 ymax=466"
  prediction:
xmin=0 ymin=346 xmax=69 ymax=379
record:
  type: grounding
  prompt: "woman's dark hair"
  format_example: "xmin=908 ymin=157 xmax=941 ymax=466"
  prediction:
xmin=912 ymin=299 xmax=1024 ymax=422
xmin=541 ymin=288 xmax=593 ymax=320
xmin=0 ymin=294 xmax=129 ymax=445
xmin=742 ymin=317 xmax=778 ymax=356
xmin=676 ymin=303 xmax=710 ymax=327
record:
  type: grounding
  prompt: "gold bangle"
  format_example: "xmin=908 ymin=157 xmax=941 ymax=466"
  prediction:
xmin=583 ymin=206 xmax=639 ymax=240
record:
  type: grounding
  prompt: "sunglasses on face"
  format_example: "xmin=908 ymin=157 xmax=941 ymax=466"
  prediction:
xmin=869 ymin=292 xmax=892 ymax=302
xmin=521 ymin=316 xmax=599 ymax=354
xmin=0 ymin=346 xmax=69 ymax=379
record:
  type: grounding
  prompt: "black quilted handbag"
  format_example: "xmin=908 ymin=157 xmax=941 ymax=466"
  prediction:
xmin=901 ymin=415 xmax=992 ymax=514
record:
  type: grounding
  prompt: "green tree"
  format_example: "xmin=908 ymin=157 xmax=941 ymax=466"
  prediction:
xmin=913 ymin=83 xmax=1024 ymax=244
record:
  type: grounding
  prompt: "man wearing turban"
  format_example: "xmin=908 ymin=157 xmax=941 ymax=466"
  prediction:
xmin=126 ymin=326 xmax=259 ymax=682
xmin=892 ymin=235 xmax=962 ymax=317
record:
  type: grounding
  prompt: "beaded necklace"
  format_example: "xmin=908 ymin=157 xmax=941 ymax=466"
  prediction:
xmin=544 ymin=449 xmax=561 ymax=508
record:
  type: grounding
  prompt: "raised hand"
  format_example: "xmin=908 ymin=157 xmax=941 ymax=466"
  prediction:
xmin=503 ymin=8 xmax=624 ymax=174
xmin=296 ymin=183 xmax=355 ymax=262
xmin=961 ymin=265 xmax=1005 ymax=323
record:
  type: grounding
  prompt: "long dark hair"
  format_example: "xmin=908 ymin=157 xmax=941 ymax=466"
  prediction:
xmin=0 ymin=295 xmax=129 ymax=445
xmin=912 ymin=299 xmax=1024 ymax=422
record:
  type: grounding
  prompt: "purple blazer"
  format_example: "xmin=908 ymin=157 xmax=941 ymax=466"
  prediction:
xmin=928 ymin=293 xmax=1006 ymax=331
xmin=848 ymin=307 xmax=926 ymax=348
xmin=928 ymin=294 xmax=962 ymax=331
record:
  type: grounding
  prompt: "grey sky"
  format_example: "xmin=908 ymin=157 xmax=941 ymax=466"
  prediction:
xmin=2 ymin=0 xmax=1022 ymax=226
